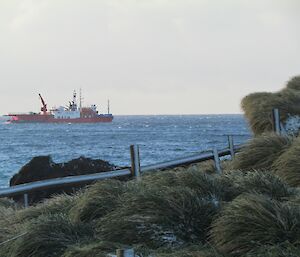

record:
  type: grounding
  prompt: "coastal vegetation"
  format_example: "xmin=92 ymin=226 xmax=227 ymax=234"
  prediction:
xmin=241 ymin=76 xmax=300 ymax=135
xmin=1 ymin=76 xmax=300 ymax=256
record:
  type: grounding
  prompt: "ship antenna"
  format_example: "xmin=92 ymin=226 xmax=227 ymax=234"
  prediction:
xmin=79 ymin=88 xmax=82 ymax=110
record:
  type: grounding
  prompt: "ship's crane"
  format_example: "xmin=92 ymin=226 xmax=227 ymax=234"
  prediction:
xmin=38 ymin=94 xmax=48 ymax=115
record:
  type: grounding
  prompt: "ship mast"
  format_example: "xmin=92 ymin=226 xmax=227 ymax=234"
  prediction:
xmin=107 ymin=99 xmax=110 ymax=114
xmin=71 ymin=90 xmax=77 ymax=111
xmin=79 ymin=88 xmax=83 ymax=111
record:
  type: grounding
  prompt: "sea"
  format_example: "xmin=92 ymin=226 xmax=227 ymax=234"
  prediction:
xmin=0 ymin=115 xmax=251 ymax=188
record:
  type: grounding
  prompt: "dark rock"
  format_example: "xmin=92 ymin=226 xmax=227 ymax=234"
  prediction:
xmin=10 ymin=156 xmax=120 ymax=204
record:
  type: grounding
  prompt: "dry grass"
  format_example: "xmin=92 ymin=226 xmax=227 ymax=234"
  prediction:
xmin=273 ymin=137 xmax=300 ymax=187
xmin=230 ymin=133 xmax=291 ymax=171
xmin=210 ymin=194 xmax=300 ymax=256
xmin=242 ymin=75 xmax=300 ymax=135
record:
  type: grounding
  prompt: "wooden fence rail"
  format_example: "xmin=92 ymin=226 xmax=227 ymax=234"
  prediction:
xmin=0 ymin=135 xmax=242 ymax=206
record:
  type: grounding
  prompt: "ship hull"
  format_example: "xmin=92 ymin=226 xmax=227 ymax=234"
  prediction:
xmin=8 ymin=114 xmax=113 ymax=123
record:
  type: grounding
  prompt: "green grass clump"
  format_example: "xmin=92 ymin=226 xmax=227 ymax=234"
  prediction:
xmin=142 ymin=167 xmax=225 ymax=199
xmin=70 ymin=180 xmax=126 ymax=222
xmin=230 ymin=133 xmax=291 ymax=171
xmin=14 ymin=193 xmax=79 ymax=224
xmin=242 ymin=92 xmax=275 ymax=134
xmin=210 ymin=194 xmax=300 ymax=256
xmin=273 ymin=137 xmax=300 ymax=187
xmin=245 ymin=242 xmax=300 ymax=257
xmin=98 ymin=186 xmax=219 ymax=248
xmin=150 ymin=245 xmax=224 ymax=257
xmin=241 ymin=75 xmax=300 ymax=135
xmin=220 ymin=170 xmax=296 ymax=201
xmin=62 ymin=241 xmax=124 ymax=257
xmin=0 ymin=205 xmax=19 ymax=243
xmin=286 ymin=75 xmax=300 ymax=91
xmin=5 ymin=213 xmax=94 ymax=257
xmin=0 ymin=198 xmax=16 ymax=209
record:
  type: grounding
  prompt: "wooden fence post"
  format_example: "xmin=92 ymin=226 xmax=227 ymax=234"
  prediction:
xmin=130 ymin=145 xmax=141 ymax=179
xmin=227 ymin=135 xmax=235 ymax=159
xmin=213 ymin=147 xmax=222 ymax=174
xmin=272 ymin=108 xmax=281 ymax=135
xmin=24 ymin=193 xmax=29 ymax=208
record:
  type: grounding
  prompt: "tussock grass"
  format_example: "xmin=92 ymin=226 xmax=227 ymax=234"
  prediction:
xmin=70 ymin=180 xmax=126 ymax=222
xmin=192 ymin=160 xmax=217 ymax=174
xmin=0 ymin=206 xmax=19 ymax=244
xmin=286 ymin=75 xmax=300 ymax=91
xmin=150 ymin=245 xmax=224 ymax=257
xmin=13 ymin=193 xmax=79 ymax=224
xmin=245 ymin=242 xmax=300 ymax=257
xmin=62 ymin=241 xmax=124 ymax=257
xmin=273 ymin=137 xmax=300 ymax=187
xmin=98 ymin=186 xmax=220 ymax=248
xmin=230 ymin=133 xmax=291 ymax=171
xmin=6 ymin=213 xmax=94 ymax=257
xmin=220 ymin=170 xmax=296 ymax=200
xmin=142 ymin=167 xmax=224 ymax=199
xmin=0 ymin=198 xmax=16 ymax=209
xmin=210 ymin=194 xmax=300 ymax=256
xmin=242 ymin=76 xmax=300 ymax=135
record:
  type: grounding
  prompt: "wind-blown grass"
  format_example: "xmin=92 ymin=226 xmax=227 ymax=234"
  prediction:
xmin=2 ymin=213 xmax=94 ymax=257
xmin=273 ymin=137 xmax=300 ymax=187
xmin=220 ymin=170 xmax=296 ymax=201
xmin=0 ymin=206 xmax=19 ymax=244
xmin=62 ymin=241 xmax=125 ymax=257
xmin=97 ymin=185 xmax=220 ymax=248
xmin=230 ymin=133 xmax=291 ymax=171
xmin=0 ymin=198 xmax=16 ymax=209
xmin=245 ymin=242 xmax=300 ymax=257
xmin=242 ymin=76 xmax=300 ymax=135
xmin=10 ymin=193 xmax=80 ymax=226
xmin=286 ymin=76 xmax=300 ymax=91
xmin=142 ymin=167 xmax=227 ymax=200
xmin=148 ymin=245 xmax=224 ymax=257
xmin=70 ymin=180 xmax=126 ymax=222
xmin=210 ymin=194 xmax=300 ymax=256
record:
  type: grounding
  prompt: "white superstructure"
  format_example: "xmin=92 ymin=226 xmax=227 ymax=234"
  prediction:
xmin=51 ymin=91 xmax=81 ymax=119
xmin=52 ymin=106 xmax=80 ymax=119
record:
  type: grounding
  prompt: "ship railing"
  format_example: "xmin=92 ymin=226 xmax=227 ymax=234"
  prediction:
xmin=0 ymin=135 xmax=243 ymax=207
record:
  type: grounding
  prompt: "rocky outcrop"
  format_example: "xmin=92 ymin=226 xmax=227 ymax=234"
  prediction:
xmin=10 ymin=156 xmax=120 ymax=204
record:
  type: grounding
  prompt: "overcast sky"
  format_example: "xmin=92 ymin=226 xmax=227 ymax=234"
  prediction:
xmin=0 ymin=0 xmax=299 ymax=115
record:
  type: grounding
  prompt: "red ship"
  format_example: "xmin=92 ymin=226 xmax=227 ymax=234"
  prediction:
xmin=7 ymin=91 xmax=113 ymax=123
